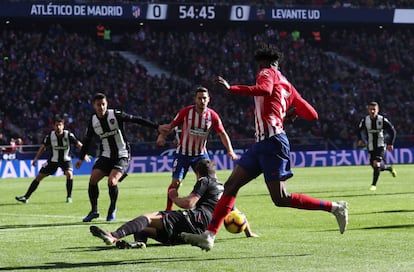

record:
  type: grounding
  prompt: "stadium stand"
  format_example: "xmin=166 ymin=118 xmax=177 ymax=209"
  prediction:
xmin=1 ymin=1 xmax=413 ymax=154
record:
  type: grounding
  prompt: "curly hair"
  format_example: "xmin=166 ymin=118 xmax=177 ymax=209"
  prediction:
xmin=254 ymin=43 xmax=283 ymax=63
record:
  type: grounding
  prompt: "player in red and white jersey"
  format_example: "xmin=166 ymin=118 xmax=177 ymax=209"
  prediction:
xmin=157 ymin=87 xmax=238 ymax=211
xmin=182 ymin=43 xmax=349 ymax=251
xmin=230 ymin=61 xmax=318 ymax=142
xmin=171 ymin=103 xmax=222 ymax=156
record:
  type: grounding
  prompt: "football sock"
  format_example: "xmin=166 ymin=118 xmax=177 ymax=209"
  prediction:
xmin=66 ymin=179 xmax=73 ymax=198
xmin=207 ymin=194 xmax=236 ymax=234
xmin=290 ymin=193 xmax=332 ymax=212
xmin=88 ymin=183 xmax=99 ymax=212
xmin=381 ymin=163 xmax=392 ymax=172
xmin=113 ymin=216 xmax=149 ymax=239
xmin=25 ymin=180 xmax=40 ymax=198
xmin=108 ymin=185 xmax=118 ymax=211
xmin=372 ymin=167 xmax=380 ymax=186
xmin=134 ymin=231 xmax=149 ymax=244
xmin=166 ymin=184 xmax=175 ymax=210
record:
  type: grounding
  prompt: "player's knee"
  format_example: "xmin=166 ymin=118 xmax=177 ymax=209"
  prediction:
xmin=271 ymin=196 xmax=290 ymax=207
xmin=107 ymin=178 xmax=118 ymax=186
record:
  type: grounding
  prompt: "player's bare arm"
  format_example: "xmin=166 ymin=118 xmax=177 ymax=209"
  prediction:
xmin=218 ymin=132 xmax=238 ymax=160
xmin=168 ymin=188 xmax=200 ymax=209
xmin=32 ymin=144 xmax=46 ymax=166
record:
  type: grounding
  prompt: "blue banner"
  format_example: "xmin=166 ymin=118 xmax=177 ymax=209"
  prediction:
xmin=1 ymin=148 xmax=413 ymax=178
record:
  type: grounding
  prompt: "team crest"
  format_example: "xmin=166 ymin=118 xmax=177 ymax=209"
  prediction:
xmin=110 ymin=118 xmax=115 ymax=125
xmin=131 ymin=6 xmax=141 ymax=18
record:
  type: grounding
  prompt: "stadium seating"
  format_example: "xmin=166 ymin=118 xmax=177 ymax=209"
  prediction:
xmin=1 ymin=3 xmax=413 ymax=151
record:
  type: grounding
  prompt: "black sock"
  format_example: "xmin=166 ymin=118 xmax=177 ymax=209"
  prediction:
xmin=113 ymin=216 xmax=149 ymax=239
xmin=134 ymin=231 xmax=149 ymax=244
xmin=88 ymin=184 xmax=99 ymax=212
xmin=372 ymin=168 xmax=380 ymax=186
xmin=25 ymin=180 xmax=40 ymax=198
xmin=66 ymin=179 xmax=73 ymax=198
xmin=381 ymin=164 xmax=392 ymax=171
xmin=108 ymin=185 xmax=118 ymax=212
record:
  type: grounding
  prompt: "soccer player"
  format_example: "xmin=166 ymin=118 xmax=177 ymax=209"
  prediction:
xmin=89 ymin=159 xmax=257 ymax=249
xmin=15 ymin=115 xmax=87 ymax=203
xmin=75 ymin=93 xmax=164 ymax=222
xmin=357 ymin=101 xmax=397 ymax=191
xmin=181 ymin=43 xmax=349 ymax=251
xmin=156 ymin=86 xmax=238 ymax=211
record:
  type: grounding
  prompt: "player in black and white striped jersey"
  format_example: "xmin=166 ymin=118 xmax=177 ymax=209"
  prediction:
xmin=357 ymin=101 xmax=397 ymax=191
xmin=15 ymin=115 xmax=86 ymax=204
xmin=76 ymin=93 xmax=166 ymax=223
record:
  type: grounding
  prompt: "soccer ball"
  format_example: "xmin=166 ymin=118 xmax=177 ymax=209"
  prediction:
xmin=224 ymin=210 xmax=247 ymax=234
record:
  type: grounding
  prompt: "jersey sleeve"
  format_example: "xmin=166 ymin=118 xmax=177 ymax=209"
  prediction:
xmin=79 ymin=116 xmax=95 ymax=160
xmin=210 ymin=110 xmax=225 ymax=134
xmin=291 ymin=92 xmax=318 ymax=121
xmin=116 ymin=110 xmax=159 ymax=130
xmin=383 ymin=117 xmax=397 ymax=145
xmin=68 ymin=131 xmax=79 ymax=145
xmin=357 ymin=117 xmax=366 ymax=141
xmin=42 ymin=134 xmax=50 ymax=147
xmin=229 ymin=68 xmax=274 ymax=96
xmin=169 ymin=107 xmax=188 ymax=128
xmin=191 ymin=177 xmax=209 ymax=198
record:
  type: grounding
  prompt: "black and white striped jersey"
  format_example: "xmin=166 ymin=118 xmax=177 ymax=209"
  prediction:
xmin=43 ymin=130 xmax=79 ymax=162
xmin=80 ymin=109 xmax=159 ymax=159
xmin=358 ymin=114 xmax=396 ymax=151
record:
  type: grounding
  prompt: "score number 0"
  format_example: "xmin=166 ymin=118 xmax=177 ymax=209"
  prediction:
xmin=230 ymin=5 xmax=251 ymax=21
xmin=146 ymin=4 xmax=168 ymax=20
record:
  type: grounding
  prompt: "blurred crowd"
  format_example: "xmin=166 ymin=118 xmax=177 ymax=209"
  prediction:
xmin=0 ymin=19 xmax=413 ymax=152
xmin=123 ymin=24 xmax=414 ymax=148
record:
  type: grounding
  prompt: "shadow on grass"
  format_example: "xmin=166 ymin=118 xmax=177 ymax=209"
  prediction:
xmin=0 ymin=221 xmax=109 ymax=230
xmin=339 ymin=191 xmax=414 ymax=198
xmin=352 ymin=209 xmax=414 ymax=216
xmin=0 ymin=253 xmax=311 ymax=271
xmin=357 ymin=223 xmax=414 ymax=230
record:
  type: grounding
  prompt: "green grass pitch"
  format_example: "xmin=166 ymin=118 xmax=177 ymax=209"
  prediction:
xmin=1 ymin=165 xmax=413 ymax=272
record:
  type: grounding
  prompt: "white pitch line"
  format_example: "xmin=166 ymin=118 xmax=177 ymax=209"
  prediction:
xmin=0 ymin=212 xmax=129 ymax=232
xmin=0 ymin=212 xmax=81 ymax=219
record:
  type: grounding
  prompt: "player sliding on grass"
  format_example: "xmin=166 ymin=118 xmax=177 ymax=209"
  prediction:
xmin=89 ymin=159 xmax=257 ymax=249
xmin=181 ymin=43 xmax=349 ymax=251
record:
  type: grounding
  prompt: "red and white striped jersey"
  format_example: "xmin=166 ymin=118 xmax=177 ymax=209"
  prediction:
xmin=229 ymin=67 xmax=318 ymax=142
xmin=170 ymin=105 xmax=225 ymax=156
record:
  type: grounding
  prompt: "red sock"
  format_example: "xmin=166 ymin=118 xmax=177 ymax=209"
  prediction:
xmin=207 ymin=194 xmax=236 ymax=234
xmin=290 ymin=193 xmax=332 ymax=212
xmin=166 ymin=184 xmax=175 ymax=211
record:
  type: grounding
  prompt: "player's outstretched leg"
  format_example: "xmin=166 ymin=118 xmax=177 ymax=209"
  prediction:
xmin=181 ymin=230 xmax=216 ymax=251
xmin=90 ymin=225 xmax=118 ymax=245
xmin=332 ymin=201 xmax=349 ymax=234
xmin=390 ymin=166 xmax=397 ymax=178
xmin=116 ymin=240 xmax=146 ymax=249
